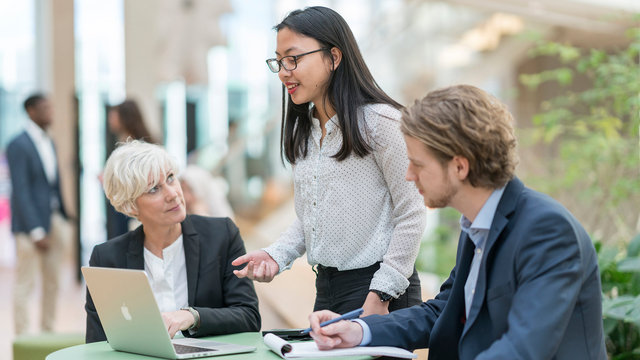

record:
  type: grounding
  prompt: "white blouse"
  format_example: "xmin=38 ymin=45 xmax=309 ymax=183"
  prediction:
xmin=25 ymin=119 xmax=57 ymax=184
xmin=144 ymin=235 xmax=189 ymax=313
xmin=264 ymin=103 xmax=426 ymax=298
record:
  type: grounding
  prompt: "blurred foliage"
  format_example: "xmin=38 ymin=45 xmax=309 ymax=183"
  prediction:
xmin=415 ymin=208 xmax=460 ymax=279
xmin=519 ymin=27 xmax=640 ymax=244
xmin=418 ymin=26 xmax=639 ymax=278
xmin=598 ymin=234 xmax=640 ymax=359
xmin=520 ymin=25 xmax=640 ymax=359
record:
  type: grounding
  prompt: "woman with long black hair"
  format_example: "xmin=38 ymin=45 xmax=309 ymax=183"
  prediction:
xmin=233 ymin=6 xmax=426 ymax=317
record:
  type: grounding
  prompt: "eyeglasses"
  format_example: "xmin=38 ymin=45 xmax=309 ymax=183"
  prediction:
xmin=266 ymin=48 xmax=328 ymax=73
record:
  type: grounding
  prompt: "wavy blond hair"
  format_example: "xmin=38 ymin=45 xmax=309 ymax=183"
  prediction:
xmin=401 ymin=85 xmax=518 ymax=189
xmin=103 ymin=140 xmax=179 ymax=217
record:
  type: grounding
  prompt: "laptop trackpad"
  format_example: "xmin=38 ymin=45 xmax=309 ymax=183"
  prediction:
xmin=173 ymin=343 xmax=218 ymax=355
xmin=173 ymin=337 xmax=227 ymax=350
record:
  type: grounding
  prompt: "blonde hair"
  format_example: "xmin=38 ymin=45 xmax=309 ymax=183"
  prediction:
xmin=401 ymin=84 xmax=518 ymax=189
xmin=103 ymin=140 xmax=179 ymax=216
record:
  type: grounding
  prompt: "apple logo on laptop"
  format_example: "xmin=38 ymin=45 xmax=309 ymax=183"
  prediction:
xmin=120 ymin=302 xmax=132 ymax=321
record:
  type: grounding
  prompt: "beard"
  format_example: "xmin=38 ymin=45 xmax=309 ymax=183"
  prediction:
xmin=424 ymin=173 xmax=458 ymax=209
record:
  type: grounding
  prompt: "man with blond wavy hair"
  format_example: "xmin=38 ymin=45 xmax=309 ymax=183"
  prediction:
xmin=307 ymin=85 xmax=606 ymax=359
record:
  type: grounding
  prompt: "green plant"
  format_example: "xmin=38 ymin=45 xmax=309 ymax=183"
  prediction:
xmin=415 ymin=207 xmax=460 ymax=279
xmin=519 ymin=27 xmax=640 ymax=245
xmin=598 ymin=234 xmax=640 ymax=359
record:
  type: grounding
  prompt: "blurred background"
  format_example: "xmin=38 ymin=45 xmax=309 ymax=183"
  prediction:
xmin=0 ymin=0 xmax=637 ymax=359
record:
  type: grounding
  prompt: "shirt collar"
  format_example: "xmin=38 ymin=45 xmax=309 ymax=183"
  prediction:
xmin=25 ymin=119 xmax=49 ymax=142
xmin=162 ymin=235 xmax=184 ymax=261
xmin=460 ymin=186 xmax=506 ymax=237
xmin=144 ymin=234 xmax=184 ymax=262
xmin=310 ymin=107 xmax=339 ymax=136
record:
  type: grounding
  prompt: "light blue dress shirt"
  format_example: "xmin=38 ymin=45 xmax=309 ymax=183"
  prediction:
xmin=460 ymin=186 xmax=505 ymax=317
xmin=357 ymin=186 xmax=506 ymax=346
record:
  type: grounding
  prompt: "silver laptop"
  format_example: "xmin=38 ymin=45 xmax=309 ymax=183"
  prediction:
xmin=82 ymin=266 xmax=256 ymax=359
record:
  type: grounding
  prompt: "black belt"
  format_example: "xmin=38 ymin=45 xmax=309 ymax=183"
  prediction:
xmin=314 ymin=262 xmax=381 ymax=275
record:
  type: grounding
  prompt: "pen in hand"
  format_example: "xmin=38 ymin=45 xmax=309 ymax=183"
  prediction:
xmin=300 ymin=308 xmax=364 ymax=335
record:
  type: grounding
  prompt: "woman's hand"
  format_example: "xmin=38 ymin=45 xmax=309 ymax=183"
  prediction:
xmin=361 ymin=291 xmax=390 ymax=317
xmin=231 ymin=250 xmax=279 ymax=282
xmin=308 ymin=310 xmax=364 ymax=350
xmin=161 ymin=310 xmax=195 ymax=338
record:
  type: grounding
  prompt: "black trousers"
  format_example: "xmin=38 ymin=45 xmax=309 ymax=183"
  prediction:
xmin=313 ymin=262 xmax=422 ymax=314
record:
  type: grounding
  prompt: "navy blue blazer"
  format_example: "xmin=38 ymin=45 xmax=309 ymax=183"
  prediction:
xmin=6 ymin=131 xmax=66 ymax=234
xmin=363 ymin=177 xmax=606 ymax=359
xmin=85 ymin=215 xmax=261 ymax=343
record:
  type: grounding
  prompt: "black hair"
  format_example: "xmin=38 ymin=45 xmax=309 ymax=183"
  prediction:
xmin=275 ymin=6 xmax=401 ymax=164
xmin=24 ymin=93 xmax=46 ymax=111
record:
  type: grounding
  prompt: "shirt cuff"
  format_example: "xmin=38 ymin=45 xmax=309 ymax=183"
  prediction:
xmin=369 ymin=263 xmax=410 ymax=298
xmin=262 ymin=246 xmax=292 ymax=273
xmin=352 ymin=319 xmax=371 ymax=346
xmin=29 ymin=227 xmax=46 ymax=242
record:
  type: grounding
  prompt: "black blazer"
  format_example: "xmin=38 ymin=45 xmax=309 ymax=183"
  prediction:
xmin=6 ymin=131 xmax=66 ymax=233
xmin=363 ymin=178 xmax=606 ymax=359
xmin=85 ymin=215 xmax=261 ymax=343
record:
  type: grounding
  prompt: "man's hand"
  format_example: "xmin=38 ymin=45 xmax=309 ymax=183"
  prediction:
xmin=34 ymin=235 xmax=51 ymax=251
xmin=161 ymin=310 xmax=195 ymax=338
xmin=231 ymin=250 xmax=279 ymax=282
xmin=361 ymin=291 xmax=390 ymax=317
xmin=308 ymin=310 xmax=364 ymax=350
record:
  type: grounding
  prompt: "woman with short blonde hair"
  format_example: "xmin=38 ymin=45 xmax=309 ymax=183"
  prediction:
xmin=103 ymin=140 xmax=177 ymax=217
xmin=85 ymin=140 xmax=260 ymax=343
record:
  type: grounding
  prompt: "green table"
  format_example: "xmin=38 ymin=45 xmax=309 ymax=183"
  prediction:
xmin=45 ymin=332 xmax=375 ymax=359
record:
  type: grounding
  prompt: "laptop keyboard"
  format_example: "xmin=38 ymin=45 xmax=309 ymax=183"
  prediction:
xmin=173 ymin=343 xmax=218 ymax=354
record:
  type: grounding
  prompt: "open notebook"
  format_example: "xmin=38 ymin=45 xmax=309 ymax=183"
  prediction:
xmin=263 ymin=333 xmax=416 ymax=359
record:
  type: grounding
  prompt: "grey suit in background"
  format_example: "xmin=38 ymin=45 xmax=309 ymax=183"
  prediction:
xmin=7 ymin=132 xmax=66 ymax=233
xmin=7 ymin=129 xmax=68 ymax=335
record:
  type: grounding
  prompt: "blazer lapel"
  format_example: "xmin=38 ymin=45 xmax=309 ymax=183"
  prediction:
xmin=126 ymin=226 xmax=145 ymax=270
xmin=446 ymin=231 xmax=476 ymax=326
xmin=453 ymin=231 xmax=476 ymax=328
xmin=181 ymin=216 xmax=200 ymax=305
xmin=454 ymin=231 xmax=476 ymax=325
xmin=428 ymin=231 xmax=475 ymax=360
xmin=456 ymin=232 xmax=476 ymax=292
xmin=52 ymin=142 xmax=61 ymax=185
xmin=22 ymin=133 xmax=49 ymax=182
xmin=461 ymin=177 xmax=524 ymax=338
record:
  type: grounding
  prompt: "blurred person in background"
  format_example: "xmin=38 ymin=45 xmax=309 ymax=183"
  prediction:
xmin=7 ymin=93 xmax=69 ymax=335
xmin=179 ymin=165 xmax=234 ymax=220
xmin=108 ymin=99 xmax=155 ymax=143
xmin=85 ymin=140 xmax=260 ymax=343
xmin=105 ymin=99 xmax=155 ymax=239
xmin=233 ymin=6 xmax=426 ymax=317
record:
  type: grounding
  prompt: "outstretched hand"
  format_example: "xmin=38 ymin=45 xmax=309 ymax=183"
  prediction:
xmin=231 ymin=250 xmax=279 ymax=282
xmin=308 ymin=310 xmax=364 ymax=350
